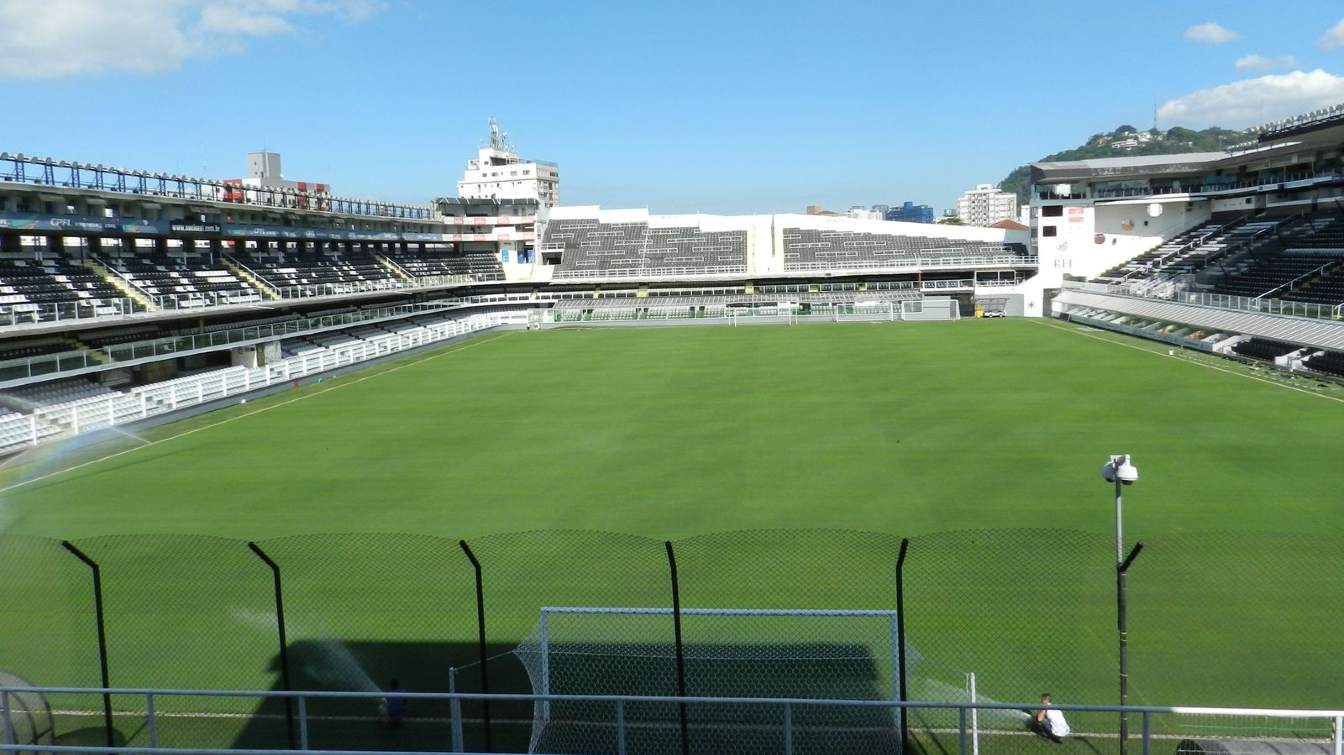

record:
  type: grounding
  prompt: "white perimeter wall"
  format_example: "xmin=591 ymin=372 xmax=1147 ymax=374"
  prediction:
xmin=1032 ymin=197 xmax=1210 ymax=288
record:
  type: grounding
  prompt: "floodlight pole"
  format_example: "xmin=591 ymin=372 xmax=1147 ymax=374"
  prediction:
xmin=1114 ymin=475 xmax=1124 ymax=566
xmin=895 ymin=537 xmax=910 ymax=750
xmin=247 ymin=542 xmax=295 ymax=749
xmin=459 ymin=540 xmax=492 ymax=752
xmin=664 ymin=541 xmax=690 ymax=755
xmin=1118 ymin=541 xmax=1143 ymax=755
xmin=60 ymin=541 xmax=114 ymax=748
xmin=1106 ymin=454 xmax=1142 ymax=755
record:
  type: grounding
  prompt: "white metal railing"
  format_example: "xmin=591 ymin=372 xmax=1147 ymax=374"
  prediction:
xmin=1260 ymin=259 xmax=1340 ymax=300
xmin=0 ymin=310 xmax=526 ymax=454
xmin=0 ymin=272 xmax=498 ymax=332
xmin=0 ymin=301 xmax=483 ymax=383
xmin=1091 ymin=172 xmax=1337 ymax=199
xmin=782 ymin=255 xmax=1035 ymax=274
xmin=550 ymin=301 xmax=951 ymax=325
xmin=1063 ymin=280 xmax=1344 ymax=320
xmin=1 ymin=685 xmax=1339 ymax=755
xmin=922 ymin=279 xmax=973 ymax=290
xmin=268 ymin=275 xmax=475 ymax=300
xmin=552 ymin=264 xmax=749 ymax=280
xmin=0 ymin=257 xmax=1033 ymax=330
xmin=0 ymin=297 xmax=150 ymax=327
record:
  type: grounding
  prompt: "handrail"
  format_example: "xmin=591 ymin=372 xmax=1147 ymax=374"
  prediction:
xmin=1062 ymin=279 xmax=1344 ymax=322
xmin=2 ymin=684 xmax=1342 ymax=717
xmin=0 ymin=153 xmax=433 ymax=221
xmin=221 ymin=253 xmax=278 ymax=295
xmin=0 ymin=300 xmax=477 ymax=380
xmin=1092 ymin=172 xmax=1337 ymax=199
xmin=1258 ymin=258 xmax=1339 ymax=300
xmin=0 ymin=310 xmax=522 ymax=453
xmin=1127 ymin=217 xmax=1244 ymax=280
xmin=90 ymin=255 xmax=156 ymax=299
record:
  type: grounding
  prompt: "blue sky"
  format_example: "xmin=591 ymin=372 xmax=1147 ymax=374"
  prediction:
xmin=2 ymin=0 xmax=1343 ymax=214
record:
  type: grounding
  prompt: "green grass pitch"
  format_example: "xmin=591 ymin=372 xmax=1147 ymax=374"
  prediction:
xmin=0 ymin=319 xmax=1341 ymax=750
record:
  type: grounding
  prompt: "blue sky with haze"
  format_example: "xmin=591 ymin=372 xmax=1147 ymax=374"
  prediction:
xmin=2 ymin=0 xmax=1344 ymax=214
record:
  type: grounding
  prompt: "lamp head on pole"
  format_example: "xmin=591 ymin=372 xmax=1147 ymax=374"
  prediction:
xmin=1102 ymin=454 xmax=1139 ymax=485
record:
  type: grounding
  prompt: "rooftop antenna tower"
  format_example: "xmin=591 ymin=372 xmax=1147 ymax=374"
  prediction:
xmin=486 ymin=116 xmax=514 ymax=154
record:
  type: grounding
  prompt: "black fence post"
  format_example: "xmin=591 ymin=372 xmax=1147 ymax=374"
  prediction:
xmin=664 ymin=541 xmax=689 ymax=755
xmin=896 ymin=537 xmax=910 ymax=751
xmin=247 ymin=542 xmax=295 ymax=749
xmin=459 ymin=540 xmax=491 ymax=753
xmin=60 ymin=540 xmax=114 ymax=748
xmin=1117 ymin=541 xmax=1144 ymax=755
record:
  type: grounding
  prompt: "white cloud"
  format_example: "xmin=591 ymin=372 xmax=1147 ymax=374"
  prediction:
xmin=1321 ymin=18 xmax=1344 ymax=49
xmin=0 ymin=0 xmax=383 ymax=79
xmin=199 ymin=4 xmax=293 ymax=36
xmin=1234 ymin=54 xmax=1297 ymax=71
xmin=1184 ymin=22 xmax=1240 ymax=45
xmin=1157 ymin=69 xmax=1344 ymax=129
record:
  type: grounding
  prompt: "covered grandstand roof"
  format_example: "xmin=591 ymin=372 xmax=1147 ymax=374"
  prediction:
xmin=1032 ymin=152 xmax=1226 ymax=181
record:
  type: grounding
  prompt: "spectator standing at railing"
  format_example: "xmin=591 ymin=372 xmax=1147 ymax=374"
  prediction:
xmin=379 ymin=678 xmax=406 ymax=729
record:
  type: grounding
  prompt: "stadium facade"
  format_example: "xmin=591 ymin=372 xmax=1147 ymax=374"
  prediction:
xmin=2 ymin=106 xmax=1344 ymax=451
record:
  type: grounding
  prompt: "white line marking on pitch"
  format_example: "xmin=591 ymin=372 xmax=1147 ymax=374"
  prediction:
xmin=1032 ymin=318 xmax=1344 ymax=405
xmin=0 ymin=331 xmax=516 ymax=495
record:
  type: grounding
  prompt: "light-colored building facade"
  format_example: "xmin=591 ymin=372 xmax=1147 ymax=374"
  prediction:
xmin=846 ymin=206 xmax=883 ymax=221
xmin=956 ymin=184 xmax=1018 ymax=227
xmin=457 ymin=118 xmax=559 ymax=206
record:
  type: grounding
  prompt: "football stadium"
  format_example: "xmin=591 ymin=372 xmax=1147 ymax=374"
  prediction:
xmin=4 ymin=11 xmax=1344 ymax=755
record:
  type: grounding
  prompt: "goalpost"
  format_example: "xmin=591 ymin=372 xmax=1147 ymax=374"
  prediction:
xmin=899 ymin=298 xmax=961 ymax=321
xmin=513 ymin=606 xmax=905 ymax=754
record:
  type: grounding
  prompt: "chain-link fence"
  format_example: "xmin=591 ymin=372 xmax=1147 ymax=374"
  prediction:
xmin=0 ymin=528 xmax=1339 ymax=754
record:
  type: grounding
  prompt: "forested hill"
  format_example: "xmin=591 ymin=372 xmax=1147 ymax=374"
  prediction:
xmin=999 ymin=125 xmax=1248 ymax=205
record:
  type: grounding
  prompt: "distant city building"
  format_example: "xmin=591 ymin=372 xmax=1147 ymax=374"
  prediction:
xmin=847 ymin=206 xmax=883 ymax=221
xmin=223 ymin=151 xmax=330 ymax=207
xmin=457 ymin=118 xmax=559 ymax=206
xmin=956 ymin=184 xmax=1018 ymax=227
xmin=885 ymin=201 xmax=934 ymax=224
xmin=870 ymin=204 xmax=890 ymax=217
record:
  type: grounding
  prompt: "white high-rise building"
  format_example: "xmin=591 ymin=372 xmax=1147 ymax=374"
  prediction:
xmin=457 ymin=118 xmax=559 ymax=206
xmin=956 ymin=184 xmax=1018 ymax=227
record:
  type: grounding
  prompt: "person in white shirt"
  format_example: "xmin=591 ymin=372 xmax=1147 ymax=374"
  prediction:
xmin=1034 ymin=693 xmax=1070 ymax=742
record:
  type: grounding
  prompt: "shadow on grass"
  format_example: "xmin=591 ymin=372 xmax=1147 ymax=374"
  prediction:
xmin=227 ymin=639 xmax=902 ymax=754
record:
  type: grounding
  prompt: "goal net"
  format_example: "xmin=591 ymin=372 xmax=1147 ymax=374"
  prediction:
xmin=899 ymin=298 xmax=961 ymax=321
xmin=512 ymin=606 xmax=906 ymax=755
xmin=1169 ymin=710 xmax=1340 ymax=754
xmin=833 ymin=302 xmax=900 ymax=322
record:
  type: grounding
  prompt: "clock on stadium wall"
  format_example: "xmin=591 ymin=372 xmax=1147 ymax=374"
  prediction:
xmin=1094 ymin=233 xmax=1106 ymax=244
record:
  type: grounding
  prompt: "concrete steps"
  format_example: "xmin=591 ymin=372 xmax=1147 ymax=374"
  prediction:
xmin=221 ymin=254 xmax=280 ymax=300
xmin=376 ymin=254 xmax=415 ymax=283
xmin=85 ymin=258 xmax=157 ymax=310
